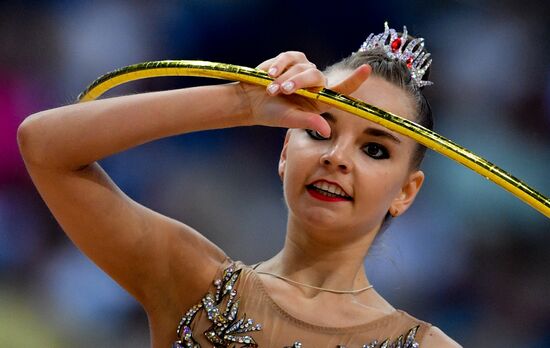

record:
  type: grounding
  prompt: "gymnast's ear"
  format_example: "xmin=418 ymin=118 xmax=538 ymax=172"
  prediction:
xmin=278 ymin=130 xmax=292 ymax=181
xmin=389 ymin=169 xmax=425 ymax=217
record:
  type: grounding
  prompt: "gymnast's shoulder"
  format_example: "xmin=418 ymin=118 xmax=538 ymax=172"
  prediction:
xmin=422 ymin=326 xmax=462 ymax=347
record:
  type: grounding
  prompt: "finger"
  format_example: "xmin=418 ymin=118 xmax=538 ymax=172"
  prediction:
xmin=266 ymin=51 xmax=309 ymax=78
xmin=256 ymin=57 xmax=275 ymax=72
xmin=330 ymin=64 xmax=372 ymax=96
xmin=257 ymin=57 xmax=284 ymax=95
xmin=273 ymin=62 xmax=317 ymax=83
xmin=266 ymin=63 xmax=316 ymax=96
xmin=266 ymin=66 xmax=321 ymax=96
xmin=280 ymin=110 xmax=332 ymax=137
xmin=273 ymin=63 xmax=324 ymax=95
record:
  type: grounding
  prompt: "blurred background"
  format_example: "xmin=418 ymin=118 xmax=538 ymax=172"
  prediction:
xmin=1 ymin=0 xmax=549 ymax=346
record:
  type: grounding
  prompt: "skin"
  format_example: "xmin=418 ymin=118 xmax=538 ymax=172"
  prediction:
xmin=255 ymin=71 xmax=425 ymax=324
xmin=17 ymin=51 xmax=460 ymax=347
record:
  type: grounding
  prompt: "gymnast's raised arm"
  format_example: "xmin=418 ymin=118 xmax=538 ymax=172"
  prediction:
xmin=16 ymin=83 xmax=249 ymax=315
xmin=17 ymin=52 xmax=370 ymax=320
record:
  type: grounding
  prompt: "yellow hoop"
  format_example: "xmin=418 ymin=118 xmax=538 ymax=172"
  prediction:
xmin=77 ymin=60 xmax=550 ymax=218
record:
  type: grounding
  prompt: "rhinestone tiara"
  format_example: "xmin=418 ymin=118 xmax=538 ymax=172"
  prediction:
xmin=359 ymin=22 xmax=433 ymax=88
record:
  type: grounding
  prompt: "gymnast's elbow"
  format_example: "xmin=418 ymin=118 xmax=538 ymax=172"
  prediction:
xmin=17 ymin=110 xmax=56 ymax=168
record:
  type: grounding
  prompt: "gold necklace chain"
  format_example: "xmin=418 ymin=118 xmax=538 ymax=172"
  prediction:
xmin=256 ymin=270 xmax=374 ymax=295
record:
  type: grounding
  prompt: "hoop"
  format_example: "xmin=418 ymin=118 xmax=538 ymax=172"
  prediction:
xmin=77 ymin=60 xmax=550 ymax=218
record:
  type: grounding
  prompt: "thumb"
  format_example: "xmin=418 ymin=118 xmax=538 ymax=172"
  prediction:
xmin=330 ymin=64 xmax=372 ymax=96
xmin=280 ymin=110 xmax=331 ymax=138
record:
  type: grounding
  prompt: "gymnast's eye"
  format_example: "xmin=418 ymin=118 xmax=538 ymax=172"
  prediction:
xmin=363 ymin=143 xmax=389 ymax=159
xmin=305 ymin=129 xmax=329 ymax=140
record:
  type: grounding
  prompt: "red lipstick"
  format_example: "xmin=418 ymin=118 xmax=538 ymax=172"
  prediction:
xmin=306 ymin=187 xmax=351 ymax=202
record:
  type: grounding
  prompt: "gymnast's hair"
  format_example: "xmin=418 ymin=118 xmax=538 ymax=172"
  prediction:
xmin=325 ymin=46 xmax=433 ymax=170
xmin=325 ymin=43 xmax=434 ymax=231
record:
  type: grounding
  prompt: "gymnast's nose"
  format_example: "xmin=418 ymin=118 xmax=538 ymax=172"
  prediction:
xmin=319 ymin=141 xmax=353 ymax=173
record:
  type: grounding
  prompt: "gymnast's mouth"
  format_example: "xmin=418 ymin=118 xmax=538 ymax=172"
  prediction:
xmin=306 ymin=180 xmax=353 ymax=201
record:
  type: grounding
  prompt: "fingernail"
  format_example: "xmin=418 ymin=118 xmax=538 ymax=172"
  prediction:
xmin=267 ymin=83 xmax=280 ymax=95
xmin=268 ymin=67 xmax=278 ymax=76
xmin=281 ymin=81 xmax=295 ymax=93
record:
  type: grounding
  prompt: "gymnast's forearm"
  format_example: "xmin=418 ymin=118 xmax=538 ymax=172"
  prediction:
xmin=17 ymin=83 xmax=250 ymax=170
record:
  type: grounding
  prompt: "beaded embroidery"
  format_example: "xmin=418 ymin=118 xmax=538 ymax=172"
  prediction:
xmin=284 ymin=325 xmax=420 ymax=348
xmin=174 ymin=264 xmax=421 ymax=347
xmin=173 ymin=264 xmax=262 ymax=347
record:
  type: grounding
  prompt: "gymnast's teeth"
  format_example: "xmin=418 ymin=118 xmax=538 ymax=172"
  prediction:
xmin=311 ymin=182 xmax=350 ymax=199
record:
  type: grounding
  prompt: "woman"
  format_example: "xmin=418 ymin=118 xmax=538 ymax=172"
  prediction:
xmin=17 ymin=24 xmax=460 ymax=347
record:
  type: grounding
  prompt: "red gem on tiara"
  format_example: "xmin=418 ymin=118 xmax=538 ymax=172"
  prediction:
xmin=391 ymin=38 xmax=401 ymax=52
xmin=358 ymin=22 xmax=434 ymax=88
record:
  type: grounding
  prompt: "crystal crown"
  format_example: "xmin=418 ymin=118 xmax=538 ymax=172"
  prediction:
xmin=359 ymin=22 xmax=433 ymax=88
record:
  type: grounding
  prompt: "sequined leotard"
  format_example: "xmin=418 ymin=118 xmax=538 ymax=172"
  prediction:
xmin=173 ymin=260 xmax=431 ymax=347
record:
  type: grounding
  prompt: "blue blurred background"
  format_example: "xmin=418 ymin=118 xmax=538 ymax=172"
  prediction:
xmin=1 ymin=1 xmax=549 ymax=346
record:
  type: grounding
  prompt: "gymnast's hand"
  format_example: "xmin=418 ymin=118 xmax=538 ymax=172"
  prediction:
xmin=240 ymin=51 xmax=371 ymax=137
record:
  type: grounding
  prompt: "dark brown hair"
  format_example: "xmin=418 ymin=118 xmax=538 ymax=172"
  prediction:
xmin=325 ymin=44 xmax=434 ymax=230
xmin=326 ymin=47 xmax=433 ymax=170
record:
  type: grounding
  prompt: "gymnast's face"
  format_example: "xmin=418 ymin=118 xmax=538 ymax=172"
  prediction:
xmin=278 ymin=72 xmax=425 ymax=237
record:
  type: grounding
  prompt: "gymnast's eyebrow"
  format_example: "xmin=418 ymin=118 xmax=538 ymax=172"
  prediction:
xmin=320 ymin=112 xmax=401 ymax=144
xmin=320 ymin=112 xmax=336 ymax=123
xmin=363 ymin=127 xmax=401 ymax=144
